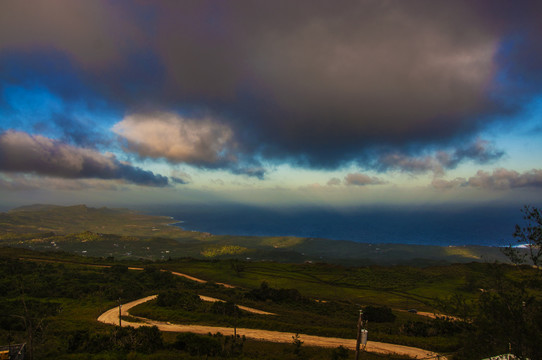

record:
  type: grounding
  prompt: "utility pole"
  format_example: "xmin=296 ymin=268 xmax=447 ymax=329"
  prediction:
xmin=355 ymin=310 xmax=363 ymax=360
xmin=234 ymin=303 xmax=237 ymax=338
xmin=118 ymin=298 xmax=122 ymax=328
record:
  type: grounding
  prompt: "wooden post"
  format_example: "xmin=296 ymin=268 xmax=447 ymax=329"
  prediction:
xmin=355 ymin=310 xmax=363 ymax=360
xmin=234 ymin=303 xmax=238 ymax=339
xmin=118 ymin=298 xmax=122 ymax=328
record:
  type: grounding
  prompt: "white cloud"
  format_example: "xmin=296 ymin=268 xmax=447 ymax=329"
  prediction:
xmin=113 ymin=112 xmax=237 ymax=166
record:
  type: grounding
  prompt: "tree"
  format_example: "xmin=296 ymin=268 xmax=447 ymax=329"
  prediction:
xmin=503 ymin=205 xmax=542 ymax=270
xmin=292 ymin=333 xmax=303 ymax=356
xmin=230 ymin=260 xmax=245 ymax=276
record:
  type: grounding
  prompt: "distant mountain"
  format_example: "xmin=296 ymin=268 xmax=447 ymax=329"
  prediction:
xmin=0 ymin=204 xmax=188 ymax=238
xmin=10 ymin=204 xmax=65 ymax=212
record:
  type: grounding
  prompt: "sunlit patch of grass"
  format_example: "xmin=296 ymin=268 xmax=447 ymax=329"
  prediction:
xmin=201 ymin=245 xmax=249 ymax=257
xmin=444 ymin=246 xmax=480 ymax=259
xmin=259 ymin=236 xmax=305 ymax=248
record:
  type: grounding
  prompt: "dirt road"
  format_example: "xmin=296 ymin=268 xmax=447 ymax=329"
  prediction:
xmin=198 ymin=295 xmax=276 ymax=315
xmin=22 ymin=257 xmax=445 ymax=357
xmin=19 ymin=257 xmax=234 ymax=287
xmin=98 ymin=296 xmax=446 ymax=359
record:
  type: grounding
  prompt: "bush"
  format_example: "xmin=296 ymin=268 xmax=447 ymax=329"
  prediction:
xmin=210 ymin=301 xmax=240 ymax=317
xmin=174 ymin=332 xmax=221 ymax=356
xmin=246 ymin=281 xmax=307 ymax=303
xmin=157 ymin=290 xmax=202 ymax=310
xmin=363 ymin=305 xmax=396 ymax=323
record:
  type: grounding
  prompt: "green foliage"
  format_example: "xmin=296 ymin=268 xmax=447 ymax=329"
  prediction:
xmin=210 ymin=300 xmax=240 ymax=317
xmin=230 ymin=259 xmax=246 ymax=275
xmin=399 ymin=317 xmax=464 ymax=338
xmin=503 ymin=205 xmax=542 ymax=269
xmin=173 ymin=332 xmax=221 ymax=357
xmin=67 ymin=326 xmax=163 ymax=354
xmin=156 ymin=290 xmax=202 ymax=310
xmin=201 ymin=245 xmax=248 ymax=257
xmin=363 ymin=305 xmax=396 ymax=323
xmin=291 ymin=333 xmax=303 ymax=355
xmin=246 ymin=281 xmax=307 ymax=303
xmin=457 ymin=281 xmax=542 ymax=359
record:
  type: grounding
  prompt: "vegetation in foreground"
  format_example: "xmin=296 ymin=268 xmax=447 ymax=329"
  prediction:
xmin=0 ymin=247 xmax=415 ymax=359
xmin=0 ymin=205 xmax=540 ymax=359
xmin=0 ymin=244 xmax=541 ymax=359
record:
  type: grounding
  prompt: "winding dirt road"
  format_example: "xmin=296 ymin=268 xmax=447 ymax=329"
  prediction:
xmin=20 ymin=257 xmax=445 ymax=358
xmin=198 ymin=295 xmax=276 ymax=315
xmin=97 ymin=296 xmax=445 ymax=359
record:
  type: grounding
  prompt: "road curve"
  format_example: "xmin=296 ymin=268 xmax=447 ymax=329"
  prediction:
xmin=98 ymin=296 xmax=445 ymax=359
xmin=198 ymin=295 xmax=276 ymax=315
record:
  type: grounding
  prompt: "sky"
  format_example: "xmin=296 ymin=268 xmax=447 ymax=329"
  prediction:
xmin=0 ymin=0 xmax=541 ymax=210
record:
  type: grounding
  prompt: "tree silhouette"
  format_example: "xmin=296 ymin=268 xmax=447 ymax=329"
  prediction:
xmin=503 ymin=205 xmax=542 ymax=270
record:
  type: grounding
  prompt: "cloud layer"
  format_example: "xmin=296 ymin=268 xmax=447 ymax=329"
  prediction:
xmin=432 ymin=168 xmax=542 ymax=190
xmin=374 ymin=139 xmax=504 ymax=176
xmin=0 ymin=131 xmax=168 ymax=186
xmin=1 ymin=1 xmax=540 ymax=170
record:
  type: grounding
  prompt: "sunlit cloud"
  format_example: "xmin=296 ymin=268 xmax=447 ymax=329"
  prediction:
xmin=113 ymin=112 xmax=237 ymax=166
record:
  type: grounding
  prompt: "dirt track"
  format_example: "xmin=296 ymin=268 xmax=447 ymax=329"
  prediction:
xmin=198 ymin=295 xmax=276 ymax=315
xmin=97 ymin=296 xmax=446 ymax=359
xmin=21 ymin=257 xmax=445 ymax=358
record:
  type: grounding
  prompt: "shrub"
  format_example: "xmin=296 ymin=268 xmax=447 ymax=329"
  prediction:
xmin=174 ymin=332 xmax=221 ymax=357
xmin=363 ymin=305 xmax=396 ymax=323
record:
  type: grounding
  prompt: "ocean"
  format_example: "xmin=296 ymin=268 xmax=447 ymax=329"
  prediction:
xmin=141 ymin=203 xmax=526 ymax=247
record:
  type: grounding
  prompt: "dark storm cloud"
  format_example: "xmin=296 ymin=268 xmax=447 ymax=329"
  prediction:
xmin=0 ymin=131 xmax=168 ymax=187
xmin=1 ymin=0 xmax=540 ymax=169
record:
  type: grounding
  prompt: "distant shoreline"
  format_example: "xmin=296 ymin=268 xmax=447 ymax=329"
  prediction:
xmin=169 ymin=218 xmax=514 ymax=248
